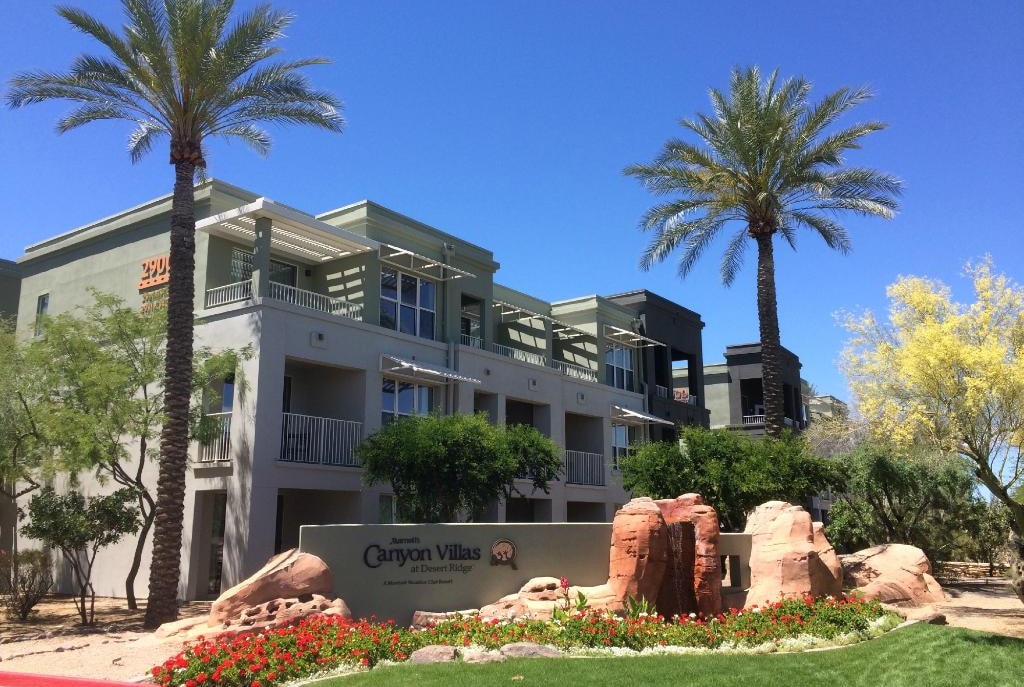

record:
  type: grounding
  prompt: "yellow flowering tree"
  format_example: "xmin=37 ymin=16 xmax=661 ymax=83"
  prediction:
xmin=842 ymin=260 xmax=1024 ymax=601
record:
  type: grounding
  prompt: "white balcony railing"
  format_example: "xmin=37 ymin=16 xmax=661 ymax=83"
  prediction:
xmin=564 ymin=450 xmax=605 ymax=486
xmin=553 ymin=360 xmax=599 ymax=383
xmin=205 ymin=281 xmax=253 ymax=308
xmin=280 ymin=412 xmax=362 ymax=467
xmin=490 ymin=342 xmax=547 ymax=367
xmin=197 ymin=412 xmax=232 ymax=462
xmin=269 ymin=282 xmax=363 ymax=321
xmin=460 ymin=333 xmax=484 ymax=348
xmin=742 ymin=415 xmax=765 ymax=425
xmin=655 ymin=385 xmax=669 ymax=399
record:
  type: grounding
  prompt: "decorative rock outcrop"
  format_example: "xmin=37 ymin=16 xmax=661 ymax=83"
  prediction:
xmin=654 ymin=494 xmax=722 ymax=617
xmin=472 ymin=496 xmax=719 ymax=622
xmin=607 ymin=498 xmax=670 ymax=602
xmin=157 ymin=549 xmax=350 ymax=640
xmin=210 ymin=549 xmax=333 ymax=623
xmin=743 ymin=501 xmax=842 ymax=605
xmin=841 ymin=544 xmax=945 ymax=606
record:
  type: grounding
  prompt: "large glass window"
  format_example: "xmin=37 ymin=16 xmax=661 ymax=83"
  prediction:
xmin=611 ymin=423 xmax=635 ymax=471
xmin=604 ymin=344 xmax=634 ymax=390
xmin=380 ymin=267 xmax=435 ymax=339
xmin=381 ymin=377 xmax=434 ymax=425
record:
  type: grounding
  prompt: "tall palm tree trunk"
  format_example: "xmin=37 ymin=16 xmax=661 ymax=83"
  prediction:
xmin=144 ymin=161 xmax=196 ymax=628
xmin=754 ymin=233 xmax=784 ymax=438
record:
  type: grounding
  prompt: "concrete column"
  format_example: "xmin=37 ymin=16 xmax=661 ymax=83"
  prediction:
xmin=221 ymin=307 xmax=287 ymax=583
xmin=252 ymin=216 xmax=272 ymax=297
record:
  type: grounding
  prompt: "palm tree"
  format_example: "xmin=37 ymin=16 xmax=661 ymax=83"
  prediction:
xmin=624 ymin=67 xmax=900 ymax=438
xmin=7 ymin=0 xmax=344 ymax=627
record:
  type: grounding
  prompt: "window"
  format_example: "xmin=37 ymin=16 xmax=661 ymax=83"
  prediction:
xmin=604 ymin=344 xmax=634 ymax=390
xmin=380 ymin=267 xmax=435 ymax=339
xmin=381 ymin=377 xmax=434 ymax=425
xmin=34 ymin=293 xmax=49 ymax=337
xmin=379 ymin=494 xmax=400 ymax=523
xmin=611 ymin=423 xmax=635 ymax=471
xmin=229 ymin=247 xmax=297 ymax=286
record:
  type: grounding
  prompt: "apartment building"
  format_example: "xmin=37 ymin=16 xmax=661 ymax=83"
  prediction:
xmin=0 ymin=259 xmax=20 ymax=320
xmin=6 ymin=180 xmax=707 ymax=600
xmin=701 ymin=343 xmax=808 ymax=437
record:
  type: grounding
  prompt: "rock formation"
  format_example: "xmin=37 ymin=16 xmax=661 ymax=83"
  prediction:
xmin=157 ymin=549 xmax=350 ymax=640
xmin=743 ymin=501 xmax=842 ymax=605
xmin=654 ymin=494 xmax=722 ymax=617
xmin=473 ymin=496 xmax=721 ymax=622
xmin=210 ymin=549 xmax=333 ymax=623
xmin=841 ymin=543 xmax=945 ymax=605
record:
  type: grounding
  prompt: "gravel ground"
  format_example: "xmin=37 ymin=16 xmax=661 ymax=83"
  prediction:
xmin=0 ymin=581 xmax=1021 ymax=682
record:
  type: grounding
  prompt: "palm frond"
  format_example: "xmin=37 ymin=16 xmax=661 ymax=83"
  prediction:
xmin=788 ymin=211 xmax=852 ymax=253
xmin=719 ymin=226 xmax=750 ymax=286
xmin=127 ymin=120 xmax=166 ymax=162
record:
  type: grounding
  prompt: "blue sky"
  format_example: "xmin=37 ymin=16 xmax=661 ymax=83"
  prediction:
xmin=1 ymin=1 xmax=1022 ymax=401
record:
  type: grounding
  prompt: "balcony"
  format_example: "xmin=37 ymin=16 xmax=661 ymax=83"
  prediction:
xmin=204 ymin=280 xmax=362 ymax=321
xmin=196 ymin=412 xmax=232 ymax=462
xmin=280 ymin=413 xmax=362 ymax=467
xmin=742 ymin=414 xmax=765 ymax=425
xmin=553 ymin=360 xmax=599 ymax=383
xmin=564 ymin=450 xmax=605 ymax=486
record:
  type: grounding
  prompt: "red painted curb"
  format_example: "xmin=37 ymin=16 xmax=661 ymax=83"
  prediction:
xmin=0 ymin=671 xmax=143 ymax=687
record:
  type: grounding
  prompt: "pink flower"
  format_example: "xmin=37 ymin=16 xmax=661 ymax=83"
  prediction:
xmin=560 ymin=576 xmax=569 ymax=591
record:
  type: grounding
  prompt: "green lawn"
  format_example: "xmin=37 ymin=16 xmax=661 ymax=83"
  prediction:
xmin=308 ymin=624 xmax=1022 ymax=687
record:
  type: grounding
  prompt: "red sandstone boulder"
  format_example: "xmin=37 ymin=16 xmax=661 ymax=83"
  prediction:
xmin=477 ymin=577 xmax=622 ymax=621
xmin=743 ymin=501 xmax=842 ymax=605
xmin=841 ymin=544 xmax=945 ymax=606
xmin=210 ymin=549 xmax=333 ymax=623
xmin=654 ymin=494 xmax=722 ymax=616
xmin=157 ymin=594 xmax=351 ymax=640
xmin=608 ymin=498 xmax=669 ymax=602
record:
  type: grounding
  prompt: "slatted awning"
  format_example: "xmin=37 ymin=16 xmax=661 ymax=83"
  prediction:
xmin=611 ymin=405 xmax=675 ymax=426
xmin=603 ymin=324 xmax=665 ymax=348
xmin=197 ymin=198 xmax=379 ymax=263
xmin=379 ymin=244 xmax=475 ymax=281
xmin=381 ymin=354 xmax=481 ymax=384
xmin=492 ymin=300 xmax=591 ymax=340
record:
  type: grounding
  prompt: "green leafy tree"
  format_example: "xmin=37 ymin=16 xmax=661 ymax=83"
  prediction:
xmin=28 ymin=293 xmax=245 ymax=609
xmin=842 ymin=260 xmax=1024 ymax=601
xmin=625 ymin=66 xmax=900 ymax=437
xmin=823 ymin=445 xmax=976 ymax=564
xmin=7 ymin=0 xmax=343 ymax=627
xmin=22 ymin=487 xmax=140 ymax=625
xmin=358 ymin=413 xmax=562 ymax=523
xmin=960 ymin=499 xmax=1012 ymax=577
xmin=0 ymin=320 xmax=48 ymax=556
xmin=620 ymin=426 xmax=841 ymax=531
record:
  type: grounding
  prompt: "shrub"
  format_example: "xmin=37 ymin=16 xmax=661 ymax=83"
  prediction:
xmin=0 ymin=548 xmax=53 ymax=620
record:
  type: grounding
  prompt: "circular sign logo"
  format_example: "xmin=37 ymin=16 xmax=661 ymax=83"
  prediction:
xmin=490 ymin=538 xmax=517 ymax=568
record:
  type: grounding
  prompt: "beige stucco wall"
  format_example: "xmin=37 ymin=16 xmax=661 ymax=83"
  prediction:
xmin=300 ymin=522 xmax=613 ymax=622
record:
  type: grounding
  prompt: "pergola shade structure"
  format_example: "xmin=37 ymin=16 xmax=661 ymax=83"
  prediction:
xmin=197 ymin=198 xmax=379 ymax=263
xmin=611 ymin=404 xmax=675 ymax=426
xmin=381 ymin=354 xmax=482 ymax=385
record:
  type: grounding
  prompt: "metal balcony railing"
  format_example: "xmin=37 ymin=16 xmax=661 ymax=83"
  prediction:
xmin=655 ymin=385 xmax=669 ymax=399
xmin=564 ymin=450 xmax=605 ymax=486
xmin=489 ymin=341 xmax=547 ymax=367
xmin=553 ymin=360 xmax=599 ymax=383
xmin=196 ymin=412 xmax=232 ymax=462
xmin=742 ymin=414 xmax=765 ymax=425
xmin=205 ymin=281 xmax=253 ymax=308
xmin=269 ymin=282 xmax=363 ymax=321
xmin=460 ymin=333 xmax=484 ymax=348
xmin=279 ymin=413 xmax=362 ymax=466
